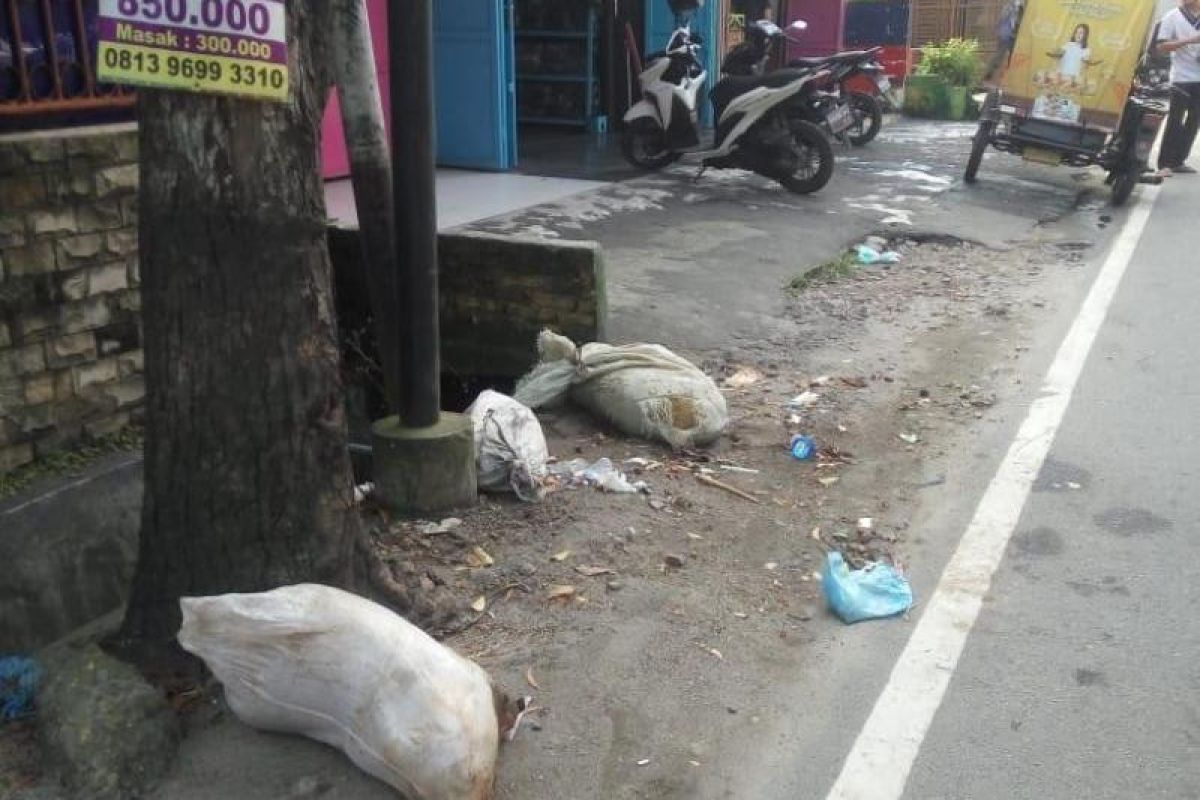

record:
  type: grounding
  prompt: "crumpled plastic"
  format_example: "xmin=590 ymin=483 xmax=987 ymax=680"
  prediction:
xmin=548 ymin=457 xmax=647 ymax=494
xmin=821 ymin=551 xmax=913 ymax=623
xmin=855 ymin=244 xmax=902 ymax=265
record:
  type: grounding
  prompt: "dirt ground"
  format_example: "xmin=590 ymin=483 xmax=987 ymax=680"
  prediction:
xmin=367 ymin=234 xmax=1089 ymax=799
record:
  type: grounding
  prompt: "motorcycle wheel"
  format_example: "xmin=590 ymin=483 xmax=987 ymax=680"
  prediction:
xmin=1109 ymin=166 xmax=1138 ymax=207
xmin=621 ymin=119 xmax=681 ymax=170
xmin=777 ymin=119 xmax=835 ymax=195
xmin=846 ymin=92 xmax=883 ymax=146
xmin=964 ymin=119 xmax=995 ymax=184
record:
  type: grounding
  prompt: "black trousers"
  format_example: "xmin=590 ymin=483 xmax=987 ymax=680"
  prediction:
xmin=1158 ymin=82 xmax=1200 ymax=169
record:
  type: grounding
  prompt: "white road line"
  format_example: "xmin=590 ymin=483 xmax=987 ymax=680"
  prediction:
xmin=825 ymin=184 xmax=1162 ymax=800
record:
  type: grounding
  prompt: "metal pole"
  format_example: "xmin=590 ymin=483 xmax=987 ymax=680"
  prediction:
xmin=391 ymin=0 xmax=442 ymax=428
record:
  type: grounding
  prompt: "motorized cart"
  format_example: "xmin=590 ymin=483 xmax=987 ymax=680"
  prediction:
xmin=964 ymin=0 xmax=1167 ymax=205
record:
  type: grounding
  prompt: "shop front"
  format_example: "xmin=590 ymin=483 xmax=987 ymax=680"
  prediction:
xmin=321 ymin=0 xmax=722 ymax=177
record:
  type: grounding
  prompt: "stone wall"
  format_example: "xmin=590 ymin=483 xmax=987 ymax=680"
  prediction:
xmin=329 ymin=225 xmax=608 ymax=380
xmin=0 ymin=124 xmax=143 ymax=474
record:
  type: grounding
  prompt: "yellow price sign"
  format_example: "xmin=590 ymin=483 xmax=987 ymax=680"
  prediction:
xmin=96 ymin=0 xmax=288 ymax=103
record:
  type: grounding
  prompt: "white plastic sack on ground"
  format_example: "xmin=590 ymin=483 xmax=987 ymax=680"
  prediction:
xmin=178 ymin=584 xmax=505 ymax=800
xmin=467 ymin=390 xmax=549 ymax=502
xmin=514 ymin=331 xmax=728 ymax=449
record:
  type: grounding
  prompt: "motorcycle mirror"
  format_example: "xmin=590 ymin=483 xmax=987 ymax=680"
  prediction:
xmin=789 ymin=20 xmax=808 ymax=31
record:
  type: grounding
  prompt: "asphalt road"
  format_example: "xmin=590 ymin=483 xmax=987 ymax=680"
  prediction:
xmin=896 ymin=170 xmax=1200 ymax=799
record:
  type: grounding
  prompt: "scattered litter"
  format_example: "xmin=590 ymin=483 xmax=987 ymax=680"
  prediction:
xmin=574 ymin=565 xmax=615 ymax=577
xmin=468 ymin=390 xmax=550 ymax=502
xmin=765 ymin=562 xmax=779 ymax=571
xmin=0 ymin=656 xmax=40 ymax=721
xmin=897 ymin=433 xmax=920 ymax=445
xmin=549 ymin=458 xmax=647 ymax=494
xmin=857 ymin=518 xmax=874 ymax=533
xmin=177 ymin=585 xmax=509 ymax=799
xmin=790 ymin=435 xmax=817 ymax=461
xmin=547 ymin=585 xmax=577 ymax=602
xmin=719 ymin=464 xmax=760 ymax=475
xmin=787 ymin=391 xmax=821 ymax=410
xmin=821 ymin=551 xmax=914 ymax=624
xmin=818 ymin=476 xmax=841 ymax=487
xmin=724 ymin=366 xmax=765 ymax=388
xmin=525 ymin=667 xmax=541 ymax=691
xmin=352 ymin=483 xmax=375 ymax=505
xmin=733 ymin=612 xmax=749 ymax=619
xmin=470 ymin=596 xmax=488 ymax=613
xmin=514 ymin=330 xmax=729 ymax=449
xmin=624 ymin=457 xmax=662 ymax=472
xmin=810 ymin=526 xmax=822 ymax=540
xmin=686 ymin=532 xmax=705 ymax=541
xmin=696 ymin=473 xmax=761 ymax=504
xmin=1067 ymin=481 xmax=1082 ymax=490
xmin=419 ymin=518 xmax=463 ymax=535
xmin=839 ymin=376 xmax=869 ymax=389
xmin=466 ymin=546 xmax=495 ymax=569
xmin=663 ymin=553 xmax=687 ymax=569
xmin=637 ymin=759 xmax=651 ymax=767
xmin=704 ymin=646 xmax=724 ymax=661
xmin=550 ymin=550 xmax=572 ymax=562
xmin=689 ymin=760 xmax=702 ymax=767
xmin=854 ymin=244 xmax=903 ymax=265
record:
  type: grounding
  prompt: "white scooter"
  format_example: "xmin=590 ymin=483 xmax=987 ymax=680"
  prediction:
xmin=621 ymin=22 xmax=836 ymax=194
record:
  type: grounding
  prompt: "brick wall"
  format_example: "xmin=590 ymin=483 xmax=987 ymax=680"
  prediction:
xmin=0 ymin=124 xmax=144 ymax=474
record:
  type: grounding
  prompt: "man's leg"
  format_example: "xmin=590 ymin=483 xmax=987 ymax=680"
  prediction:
xmin=1158 ymin=86 xmax=1190 ymax=169
xmin=983 ymin=41 xmax=1011 ymax=81
xmin=1174 ymin=83 xmax=1200 ymax=167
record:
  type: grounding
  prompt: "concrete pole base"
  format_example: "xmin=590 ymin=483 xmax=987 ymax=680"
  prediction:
xmin=371 ymin=412 xmax=477 ymax=516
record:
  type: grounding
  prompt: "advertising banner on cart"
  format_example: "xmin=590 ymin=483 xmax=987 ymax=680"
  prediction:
xmin=1001 ymin=0 xmax=1155 ymax=129
xmin=96 ymin=0 xmax=288 ymax=102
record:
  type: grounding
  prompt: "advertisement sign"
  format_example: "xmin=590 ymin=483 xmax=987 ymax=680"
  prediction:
xmin=1001 ymin=0 xmax=1155 ymax=129
xmin=96 ymin=0 xmax=288 ymax=102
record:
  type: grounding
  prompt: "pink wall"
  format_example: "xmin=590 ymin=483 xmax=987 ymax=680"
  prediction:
xmin=321 ymin=0 xmax=391 ymax=179
xmin=786 ymin=0 xmax=846 ymax=59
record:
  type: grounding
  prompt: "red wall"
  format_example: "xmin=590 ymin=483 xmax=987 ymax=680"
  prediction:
xmin=321 ymin=0 xmax=391 ymax=179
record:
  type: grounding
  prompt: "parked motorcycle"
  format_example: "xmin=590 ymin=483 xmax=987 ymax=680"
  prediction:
xmin=725 ymin=19 xmax=890 ymax=146
xmin=621 ymin=22 xmax=836 ymax=194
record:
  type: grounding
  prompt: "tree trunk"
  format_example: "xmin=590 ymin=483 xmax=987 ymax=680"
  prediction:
xmin=119 ymin=1 xmax=403 ymax=644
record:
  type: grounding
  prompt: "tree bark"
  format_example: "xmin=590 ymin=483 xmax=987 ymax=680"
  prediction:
xmin=118 ymin=1 xmax=404 ymax=644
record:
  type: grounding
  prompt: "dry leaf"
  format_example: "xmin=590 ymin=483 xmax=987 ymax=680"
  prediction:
xmin=636 ymin=759 xmax=651 ymax=766
xmin=724 ymin=366 xmax=764 ymax=388
xmin=525 ymin=666 xmax=541 ymax=690
xmin=764 ymin=562 xmax=778 ymax=571
xmin=550 ymin=550 xmax=572 ymax=562
xmin=574 ymin=565 xmax=615 ymax=577
xmin=688 ymin=760 xmax=702 ymax=767
xmin=857 ymin=517 xmax=874 ymax=532
xmin=686 ymin=532 xmax=705 ymax=540
xmin=818 ymin=476 xmax=840 ymax=487
xmin=470 ymin=596 xmax=487 ymax=613
xmin=547 ymin=584 xmax=577 ymax=601
xmin=466 ymin=546 xmax=495 ymax=568
xmin=898 ymin=433 xmax=920 ymax=444
xmin=811 ymin=526 xmax=822 ymax=540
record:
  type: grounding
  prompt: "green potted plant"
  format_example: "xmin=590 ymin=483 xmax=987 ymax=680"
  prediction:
xmin=905 ymin=38 xmax=983 ymax=120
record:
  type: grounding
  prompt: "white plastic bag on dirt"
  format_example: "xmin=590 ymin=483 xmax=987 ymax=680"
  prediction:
xmin=178 ymin=584 xmax=510 ymax=800
xmin=514 ymin=331 xmax=728 ymax=449
xmin=467 ymin=390 xmax=549 ymax=502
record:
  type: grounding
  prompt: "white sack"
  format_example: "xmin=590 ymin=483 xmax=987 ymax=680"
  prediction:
xmin=467 ymin=390 xmax=549 ymax=501
xmin=514 ymin=331 xmax=728 ymax=449
xmin=178 ymin=584 xmax=501 ymax=800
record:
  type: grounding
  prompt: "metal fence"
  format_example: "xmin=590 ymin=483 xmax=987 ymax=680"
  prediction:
xmin=1 ymin=0 xmax=134 ymax=123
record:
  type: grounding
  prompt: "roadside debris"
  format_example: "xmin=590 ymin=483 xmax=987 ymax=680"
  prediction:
xmin=897 ymin=432 xmax=920 ymax=445
xmin=696 ymin=473 xmax=761 ymax=504
xmin=468 ymin=390 xmax=550 ymax=502
xmin=0 ymin=656 xmax=40 ymax=721
xmin=549 ymin=457 xmax=647 ymax=494
xmin=854 ymin=244 xmax=903 ymax=265
xmin=821 ymin=552 xmax=913 ymax=624
xmin=514 ymin=330 xmax=729 ymax=449
xmin=574 ymin=565 xmax=615 ymax=577
xmin=723 ymin=366 xmax=765 ymax=388
xmin=178 ymin=584 xmax=514 ymax=799
xmin=790 ymin=435 xmax=817 ymax=461
xmin=419 ymin=518 xmax=463 ymax=535
xmin=787 ymin=391 xmax=821 ymax=411
xmin=525 ymin=667 xmax=541 ymax=691
xmin=352 ymin=482 xmax=375 ymax=505
xmin=547 ymin=585 xmax=578 ymax=602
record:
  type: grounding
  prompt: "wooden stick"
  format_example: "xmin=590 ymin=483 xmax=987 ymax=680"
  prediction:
xmin=696 ymin=473 xmax=761 ymax=504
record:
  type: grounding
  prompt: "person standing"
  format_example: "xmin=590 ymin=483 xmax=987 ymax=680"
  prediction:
xmin=983 ymin=0 xmax=1025 ymax=83
xmin=1156 ymin=0 xmax=1200 ymax=174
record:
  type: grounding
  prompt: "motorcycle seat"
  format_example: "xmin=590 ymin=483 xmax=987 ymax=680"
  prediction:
xmin=711 ymin=69 xmax=813 ymax=118
xmin=789 ymin=50 xmax=876 ymax=69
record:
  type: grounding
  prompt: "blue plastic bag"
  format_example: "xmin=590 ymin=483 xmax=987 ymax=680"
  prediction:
xmin=0 ymin=656 xmax=42 ymax=721
xmin=822 ymin=551 xmax=913 ymax=623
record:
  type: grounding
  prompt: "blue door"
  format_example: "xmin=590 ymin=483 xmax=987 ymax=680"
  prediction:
xmin=434 ymin=0 xmax=518 ymax=170
xmin=644 ymin=1 xmax=720 ymax=125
